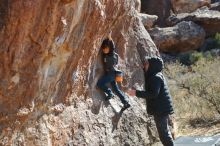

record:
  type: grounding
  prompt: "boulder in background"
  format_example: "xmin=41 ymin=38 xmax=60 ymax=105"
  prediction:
xmin=167 ymin=7 xmax=220 ymax=36
xmin=149 ymin=21 xmax=205 ymax=53
xmin=171 ymin=0 xmax=211 ymax=13
xmin=141 ymin=0 xmax=172 ymax=27
xmin=138 ymin=13 xmax=158 ymax=29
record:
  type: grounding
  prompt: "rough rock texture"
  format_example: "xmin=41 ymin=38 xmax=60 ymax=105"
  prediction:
xmin=212 ymin=0 xmax=220 ymax=3
xmin=210 ymin=2 xmax=220 ymax=11
xmin=138 ymin=13 xmax=158 ymax=29
xmin=171 ymin=0 xmax=211 ymax=13
xmin=167 ymin=7 xmax=220 ymax=36
xmin=148 ymin=21 xmax=206 ymax=53
xmin=135 ymin=0 xmax=141 ymax=12
xmin=0 ymin=0 xmax=161 ymax=145
xmin=141 ymin=0 xmax=172 ymax=27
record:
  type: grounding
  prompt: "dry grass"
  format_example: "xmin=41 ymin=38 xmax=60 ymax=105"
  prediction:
xmin=164 ymin=56 xmax=220 ymax=136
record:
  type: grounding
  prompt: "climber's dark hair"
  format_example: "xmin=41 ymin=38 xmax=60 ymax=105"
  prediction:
xmin=101 ymin=38 xmax=115 ymax=54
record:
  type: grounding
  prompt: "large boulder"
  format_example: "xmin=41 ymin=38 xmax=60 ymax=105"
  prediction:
xmin=167 ymin=7 xmax=220 ymax=36
xmin=171 ymin=0 xmax=211 ymax=13
xmin=149 ymin=21 xmax=206 ymax=53
xmin=141 ymin=0 xmax=172 ymax=27
xmin=138 ymin=13 xmax=158 ymax=29
xmin=0 ymin=0 xmax=160 ymax=145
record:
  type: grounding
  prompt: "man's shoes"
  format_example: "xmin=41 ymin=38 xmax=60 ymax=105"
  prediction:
xmin=123 ymin=103 xmax=131 ymax=109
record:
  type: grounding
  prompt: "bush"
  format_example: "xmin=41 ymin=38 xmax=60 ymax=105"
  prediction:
xmin=178 ymin=51 xmax=204 ymax=65
xmin=189 ymin=52 xmax=203 ymax=65
xmin=164 ymin=56 xmax=220 ymax=135
xmin=215 ymin=32 xmax=220 ymax=44
xmin=215 ymin=33 xmax=220 ymax=48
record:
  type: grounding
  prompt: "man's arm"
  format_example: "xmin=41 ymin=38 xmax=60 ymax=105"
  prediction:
xmin=135 ymin=76 xmax=161 ymax=99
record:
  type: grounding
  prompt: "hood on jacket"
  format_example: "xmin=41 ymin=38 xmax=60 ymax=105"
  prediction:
xmin=143 ymin=56 xmax=164 ymax=76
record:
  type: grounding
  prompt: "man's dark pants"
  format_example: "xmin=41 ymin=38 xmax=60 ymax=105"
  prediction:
xmin=154 ymin=114 xmax=174 ymax=146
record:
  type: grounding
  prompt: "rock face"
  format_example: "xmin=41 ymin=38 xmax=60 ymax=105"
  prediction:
xmin=0 ymin=0 xmax=160 ymax=145
xmin=171 ymin=0 xmax=211 ymax=13
xmin=210 ymin=2 xmax=220 ymax=11
xmin=149 ymin=21 xmax=206 ymax=53
xmin=211 ymin=0 xmax=220 ymax=3
xmin=135 ymin=0 xmax=141 ymax=12
xmin=167 ymin=7 xmax=220 ymax=36
xmin=138 ymin=13 xmax=158 ymax=29
xmin=141 ymin=0 xmax=172 ymax=27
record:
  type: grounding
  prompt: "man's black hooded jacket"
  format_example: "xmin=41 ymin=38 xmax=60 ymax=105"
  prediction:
xmin=135 ymin=57 xmax=174 ymax=115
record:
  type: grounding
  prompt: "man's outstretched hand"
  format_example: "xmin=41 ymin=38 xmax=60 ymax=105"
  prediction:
xmin=107 ymin=31 xmax=112 ymax=40
xmin=127 ymin=89 xmax=136 ymax=96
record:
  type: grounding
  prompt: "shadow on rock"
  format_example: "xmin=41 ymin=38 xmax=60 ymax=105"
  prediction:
xmin=91 ymin=91 xmax=106 ymax=115
xmin=110 ymin=104 xmax=126 ymax=133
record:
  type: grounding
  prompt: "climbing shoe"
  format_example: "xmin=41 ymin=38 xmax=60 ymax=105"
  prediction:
xmin=123 ymin=103 xmax=131 ymax=109
xmin=105 ymin=94 xmax=114 ymax=101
